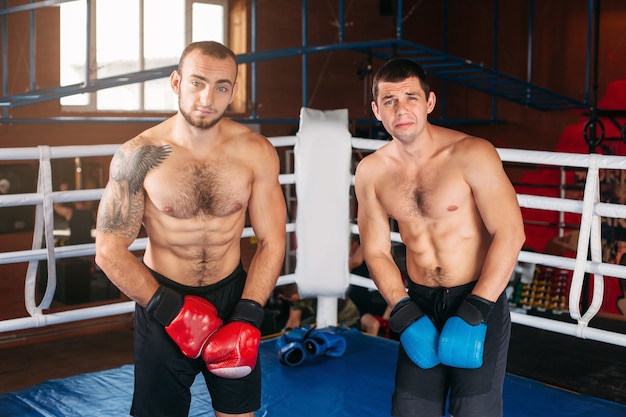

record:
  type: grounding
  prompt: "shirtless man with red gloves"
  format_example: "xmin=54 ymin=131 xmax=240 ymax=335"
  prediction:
xmin=95 ymin=41 xmax=286 ymax=417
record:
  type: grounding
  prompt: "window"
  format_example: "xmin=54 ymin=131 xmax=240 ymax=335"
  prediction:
xmin=60 ymin=0 xmax=229 ymax=112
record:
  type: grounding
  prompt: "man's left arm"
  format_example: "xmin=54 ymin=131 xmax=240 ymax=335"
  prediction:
xmin=201 ymin=137 xmax=286 ymax=378
xmin=242 ymin=138 xmax=287 ymax=305
xmin=438 ymin=139 xmax=525 ymax=369
xmin=467 ymin=139 xmax=526 ymax=301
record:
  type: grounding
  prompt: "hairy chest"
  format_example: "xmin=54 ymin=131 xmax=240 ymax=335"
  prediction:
xmin=145 ymin=156 xmax=251 ymax=219
xmin=380 ymin=165 xmax=470 ymax=222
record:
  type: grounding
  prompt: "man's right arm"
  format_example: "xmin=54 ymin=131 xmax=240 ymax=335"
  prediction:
xmin=355 ymin=159 xmax=439 ymax=369
xmin=95 ymin=141 xmax=224 ymax=363
xmin=354 ymin=160 xmax=406 ymax=307
xmin=95 ymin=140 xmax=162 ymax=306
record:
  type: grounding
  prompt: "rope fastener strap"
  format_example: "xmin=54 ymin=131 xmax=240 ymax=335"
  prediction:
xmin=24 ymin=146 xmax=57 ymax=316
xmin=568 ymin=155 xmax=604 ymax=338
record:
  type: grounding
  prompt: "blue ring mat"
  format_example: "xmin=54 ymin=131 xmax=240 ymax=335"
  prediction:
xmin=1 ymin=328 xmax=625 ymax=417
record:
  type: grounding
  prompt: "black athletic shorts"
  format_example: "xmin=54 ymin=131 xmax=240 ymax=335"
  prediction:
xmin=392 ymin=280 xmax=511 ymax=417
xmin=130 ymin=263 xmax=261 ymax=417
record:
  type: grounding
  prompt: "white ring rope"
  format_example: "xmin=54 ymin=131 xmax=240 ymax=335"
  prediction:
xmin=0 ymin=144 xmax=121 ymax=161
xmin=0 ymin=141 xmax=625 ymax=348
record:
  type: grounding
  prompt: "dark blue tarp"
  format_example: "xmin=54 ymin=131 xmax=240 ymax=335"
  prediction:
xmin=1 ymin=329 xmax=625 ymax=416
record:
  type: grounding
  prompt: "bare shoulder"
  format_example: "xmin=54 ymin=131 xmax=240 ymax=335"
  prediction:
xmin=224 ymin=119 xmax=273 ymax=149
xmin=355 ymin=149 xmax=381 ymax=180
xmin=222 ymin=120 xmax=279 ymax=173
xmin=118 ymin=134 xmax=152 ymax=156
xmin=450 ymin=133 xmax=510 ymax=186
xmin=359 ymin=140 xmax=395 ymax=166
xmin=354 ymin=144 xmax=392 ymax=190
xmin=110 ymin=125 xmax=174 ymax=186
xmin=117 ymin=119 xmax=172 ymax=153
xmin=117 ymin=130 xmax=172 ymax=161
xmin=451 ymin=132 xmax=500 ymax=162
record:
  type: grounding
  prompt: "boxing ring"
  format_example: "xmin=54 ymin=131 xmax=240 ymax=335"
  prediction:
xmin=1 ymin=108 xmax=626 ymax=416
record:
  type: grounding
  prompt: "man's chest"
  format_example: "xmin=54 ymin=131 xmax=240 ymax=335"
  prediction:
xmin=145 ymin=158 xmax=251 ymax=219
xmin=379 ymin=167 xmax=469 ymax=221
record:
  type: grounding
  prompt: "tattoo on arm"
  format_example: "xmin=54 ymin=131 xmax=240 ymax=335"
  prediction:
xmin=98 ymin=144 xmax=172 ymax=237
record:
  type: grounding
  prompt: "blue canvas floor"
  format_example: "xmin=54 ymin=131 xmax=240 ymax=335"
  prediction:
xmin=1 ymin=328 xmax=625 ymax=417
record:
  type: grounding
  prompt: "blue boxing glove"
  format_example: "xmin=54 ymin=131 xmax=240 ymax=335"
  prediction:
xmin=389 ymin=297 xmax=440 ymax=369
xmin=438 ymin=294 xmax=494 ymax=369
xmin=276 ymin=327 xmax=310 ymax=366
xmin=304 ymin=328 xmax=347 ymax=358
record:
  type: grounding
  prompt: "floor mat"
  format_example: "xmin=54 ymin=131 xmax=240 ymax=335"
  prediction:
xmin=1 ymin=329 xmax=625 ymax=417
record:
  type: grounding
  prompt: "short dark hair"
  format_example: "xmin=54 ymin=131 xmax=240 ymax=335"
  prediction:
xmin=178 ymin=41 xmax=238 ymax=77
xmin=371 ymin=58 xmax=430 ymax=102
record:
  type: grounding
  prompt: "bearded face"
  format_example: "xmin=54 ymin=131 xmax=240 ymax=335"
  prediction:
xmin=178 ymin=97 xmax=224 ymax=130
xmin=172 ymin=50 xmax=237 ymax=130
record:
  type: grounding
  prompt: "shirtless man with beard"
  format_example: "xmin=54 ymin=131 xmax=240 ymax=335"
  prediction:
xmin=95 ymin=41 xmax=286 ymax=417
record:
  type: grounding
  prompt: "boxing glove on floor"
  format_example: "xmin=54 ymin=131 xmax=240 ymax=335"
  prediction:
xmin=304 ymin=329 xmax=347 ymax=358
xmin=276 ymin=327 xmax=309 ymax=366
xmin=389 ymin=297 xmax=440 ymax=369
xmin=146 ymin=286 xmax=223 ymax=359
xmin=202 ymin=299 xmax=264 ymax=379
xmin=438 ymin=294 xmax=494 ymax=369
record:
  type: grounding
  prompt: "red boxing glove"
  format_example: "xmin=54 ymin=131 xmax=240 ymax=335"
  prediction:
xmin=146 ymin=286 xmax=223 ymax=359
xmin=202 ymin=299 xmax=264 ymax=379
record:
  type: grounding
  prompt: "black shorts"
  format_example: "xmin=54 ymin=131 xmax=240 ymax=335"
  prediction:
xmin=392 ymin=281 xmax=511 ymax=417
xmin=130 ymin=263 xmax=261 ymax=417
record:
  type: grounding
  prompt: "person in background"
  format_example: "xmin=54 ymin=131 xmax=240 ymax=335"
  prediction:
xmin=348 ymin=238 xmax=392 ymax=337
xmin=355 ymin=58 xmax=525 ymax=417
xmin=95 ymin=41 xmax=286 ymax=417
xmin=0 ymin=177 xmax=10 ymax=195
xmin=0 ymin=177 xmax=13 ymax=233
xmin=359 ymin=302 xmax=392 ymax=337
xmin=53 ymin=181 xmax=95 ymax=245
xmin=275 ymin=283 xmax=360 ymax=330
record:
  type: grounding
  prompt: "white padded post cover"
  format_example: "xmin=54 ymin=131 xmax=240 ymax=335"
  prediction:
xmin=294 ymin=107 xmax=352 ymax=302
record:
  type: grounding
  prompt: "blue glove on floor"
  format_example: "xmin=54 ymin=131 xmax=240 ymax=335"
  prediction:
xmin=304 ymin=328 xmax=347 ymax=358
xmin=276 ymin=327 xmax=311 ymax=366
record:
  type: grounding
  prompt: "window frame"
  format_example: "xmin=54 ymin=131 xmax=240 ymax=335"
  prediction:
xmin=60 ymin=0 xmax=236 ymax=114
